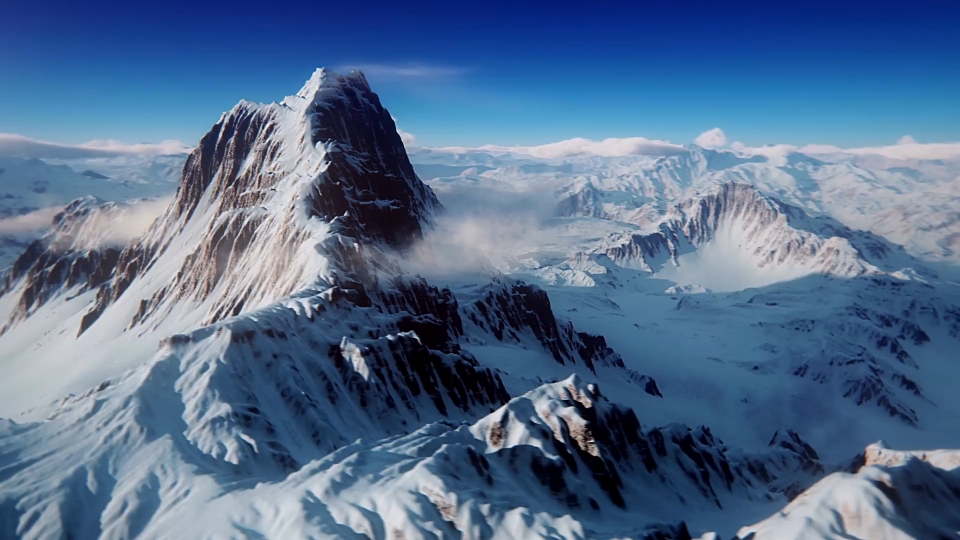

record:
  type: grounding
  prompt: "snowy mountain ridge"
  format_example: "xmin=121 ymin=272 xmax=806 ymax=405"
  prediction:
xmin=593 ymin=182 xmax=931 ymax=289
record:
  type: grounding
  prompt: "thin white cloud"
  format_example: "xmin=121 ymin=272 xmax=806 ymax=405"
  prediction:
xmin=831 ymin=142 xmax=960 ymax=160
xmin=389 ymin=115 xmax=416 ymax=147
xmin=732 ymin=139 xmax=960 ymax=161
xmin=0 ymin=206 xmax=64 ymax=235
xmin=80 ymin=139 xmax=191 ymax=155
xmin=335 ymin=63 xmax=467 ymax=79
xmin=397 ymin=129 xmax=416 ymax=146
xmin=0 ymin=198 xmax=171 ymax=248
xmin=74 ymin=197 xmax=172 ymax=249
xmin=694 ymin=128 xmax=727 ymax=148
xmin=728 ymin=142 xmax=798 ymax=165
xmin=896 ymin=135 xmax=917 ymax=145
xmin=435 ymin=137 xmax=685 ymax=159
xmin=0 ymin=133 xmax=191 ymax=159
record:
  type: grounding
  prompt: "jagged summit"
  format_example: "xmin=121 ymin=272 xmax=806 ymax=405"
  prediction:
xmin=169 ymin=67 xmax=436 ymax=248
xmin=2 ymin=68 xmax=444 ymax=336
xmin=292 ymin=67 xmax=369 ymax=102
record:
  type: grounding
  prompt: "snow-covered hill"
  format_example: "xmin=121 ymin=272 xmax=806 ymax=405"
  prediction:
xmin=738 ymin=442 xmax=960 ymax=539
xmin=1 ymin=70 xmax=959 ymax=539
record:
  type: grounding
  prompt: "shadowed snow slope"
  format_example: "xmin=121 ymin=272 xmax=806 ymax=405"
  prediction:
xmin=737 ymin=443 xmax=960 ymax=539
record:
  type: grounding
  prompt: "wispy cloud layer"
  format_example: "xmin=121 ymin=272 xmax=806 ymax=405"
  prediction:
xmin=732 ymin=139 xmax=960 ymax=161
xmin=0 ymin=134 xmax=191 ymax=159
xmin=0 ymin=198 xmax=171 ymax=248
xmin=334 ymin=63 xmax=467 ymax=79
xmin=434 ymin=137 xmax=686 ymax=159
xmin=427 ymin=131 xmax=960 ymax=161
xmin=0 ymin=206 xmax=64 ymax=235
xmin=397 ymin=129 xmax=416 ymax=146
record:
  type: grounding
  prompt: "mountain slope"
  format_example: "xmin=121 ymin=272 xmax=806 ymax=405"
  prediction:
xmin=594 ymin=182 xmax=930 ymax=291
xmin=738 ymin=442 xmax=960 ymax=539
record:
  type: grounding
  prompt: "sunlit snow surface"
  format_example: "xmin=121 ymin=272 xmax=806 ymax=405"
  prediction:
xmin=3 ymin=73 xmax=960 ymax=539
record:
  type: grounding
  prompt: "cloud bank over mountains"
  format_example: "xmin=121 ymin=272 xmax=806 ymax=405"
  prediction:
xmin=423 ymin=127 xmax=960 ymax=161
xmin=0 ymin=134 xmax=191 ymax=159
xmin=4 ymin=128 xmax=960 ymax=162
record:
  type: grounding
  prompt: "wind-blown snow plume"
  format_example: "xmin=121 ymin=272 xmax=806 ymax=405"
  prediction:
xmin=406 ymin=182 xmax=558 ymax=277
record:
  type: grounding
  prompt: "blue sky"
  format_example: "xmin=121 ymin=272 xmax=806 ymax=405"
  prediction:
xmin=3 ymin=0 xmax=959 ymax=148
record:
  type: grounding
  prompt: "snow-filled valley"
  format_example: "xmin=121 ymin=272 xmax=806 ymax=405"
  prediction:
xmin=2 ymin=69 xmax=960 ymax=539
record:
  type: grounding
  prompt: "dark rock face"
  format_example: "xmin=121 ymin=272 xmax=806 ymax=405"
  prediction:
xmin=557 ymin=182 xmax=611 ymax=220
xmin=81 ymin=170 xmax=109 ymax=180
xmin=604 ymin=225 xmax=686 ymax=272
xmin=304 ymin=74 xmax=438 ymax=250
xmin=601 ymin=183 xmax=788 ymax=271
xmin=169 ymin=104 xmax=283 ymax=226
xmin=330 ymin=334 xmax=508 ymax=419
xmin=375 ymin=276 xmax=464 ymax=353
xmin=781 ymin=298 xmax=938 ymax=427
xmin=77 ymin=243 xmax=156 ymax=335
xmin=598 ymin=182 xmax=920 ymax=280
xmin=466 ymin=279 xmax=630 ymax=372
xmin=738 ymin=276 xmax=950 ymax=428
xmin=791 ymin=346 xmax=921 ymax=426
xmin=633 ymin=523 xmax=694 ymax=540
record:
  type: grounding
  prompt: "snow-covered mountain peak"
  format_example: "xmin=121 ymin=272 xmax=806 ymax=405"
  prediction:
xmin=593 ymin=182 xmax=932 ymax=290
xmin=0 ymin=69 xmax=449 ymax=389
xmin=292 ymin=67 xmax=368 ymax=103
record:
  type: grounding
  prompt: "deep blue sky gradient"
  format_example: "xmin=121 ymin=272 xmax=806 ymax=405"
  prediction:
xmin=3 ymin=0 xmax=959 ymax=147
